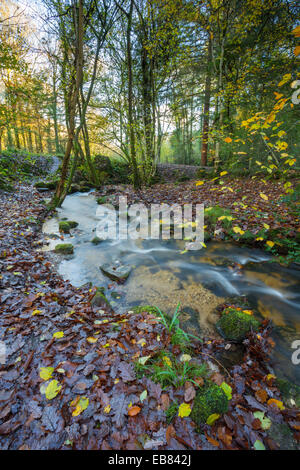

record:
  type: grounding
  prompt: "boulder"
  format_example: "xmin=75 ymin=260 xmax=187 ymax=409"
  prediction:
xmin=216 ymin=307 xmax=260 ymax=342
xmin=100 ymin=262 xmax=132 ymax=283
xmin=190 ymin=383 xmax=229 ymax=425
xmin=55 ymin=243 xmax=74 ymax=255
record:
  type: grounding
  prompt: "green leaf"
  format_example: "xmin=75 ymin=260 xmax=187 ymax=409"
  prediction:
xmin=40 ymin=366 xmax=54 ymax=381
xmin=45 ymin=380 xmax=62 ymax=400
xmin=140 ymin=390 xmax=147 ymax=402
xmin=206 ymin=413 xmax=220 ymax=425
xmin=253 ymin=411 xmax=271 ymax=430
xmin=254 ymin=440 xmax=266 ymax=450
xmin=220 ymin=382 xmax=232 ymax=400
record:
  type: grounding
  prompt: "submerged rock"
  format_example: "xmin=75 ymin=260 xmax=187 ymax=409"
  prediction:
xmin=267 ymin=422 xmax=298 ymax=450
xmin=55 ymin=243 xmax=74 ymax=255
xmin=100 ymin=262 xmax=132 ymax=283
xmin=91 ymin=236 xmax=102 ymax=245
xmin=275 ymin=377 xmax=300 ymax=408
xmin=216 ymin=307 xmax=260 ymax=342
xmin=91 ymin=287 xmax=113 ymax=312
xmin=190 ymin=383 xmax=229 ymax=425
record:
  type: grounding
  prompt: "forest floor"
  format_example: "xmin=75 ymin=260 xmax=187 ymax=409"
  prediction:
xmin=0 ymin=180 xmax=299 ymax=450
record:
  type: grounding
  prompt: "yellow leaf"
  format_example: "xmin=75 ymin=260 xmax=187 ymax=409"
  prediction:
xmin=178 ymin=403 xmax=191 ymax=418
xmin=53 ymin=331 xmax=64 ymax=339
xmin=294 ymin=45 xmax=300 ymax=56
xmin=233 ymin=226 xmax=245 ymax=235
xmin=163 ymin=356 xmax=172 ymax=367
xmin=242 ymin=310 xmax=253 ymax=315
xmin=196 ymin=181 xmax=204 ymax=186
xmin=40 ymin=367 xmax=54 ymax=381
xmin=206 ymin=413 xmax=220 ymax=425
xmin=220 ymin=171 xmax=228 ymax=176
xmin=87 ymin=337 xmax=98 ymax=343
xmin=263 ymin=223 xmax=270 ymax=230
xmin=259 ymin=193 xmax=268 ymax=201
xmin=266 ymin=374 xmax=276 ymax=381
xmin=267 ymin=398 xmax=285 ymax=410
xmin=32 ymin=309 xmax=42 ymax=316
xmin=266 ymin=241 xmax=275 ymax=248
xmin=45 ymin=380 xmax=62 ymax=400
xmin=72 ymin=397 xmax=89 ymax=416
xmin=104 ymin=405 xmax=111 ymax=413
xmin=292 ymin=25 xmax=300 ymax=37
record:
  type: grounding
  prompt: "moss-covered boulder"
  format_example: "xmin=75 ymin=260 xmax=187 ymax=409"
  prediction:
xmin=58 ymin=220 xmax=78 ymax=233
xmin=59 ymin=221 xmax=71 ymax=233
xmin=190 ymin=383 xmax=229 ymax=425
xmin=55 ymin=243 xmax=74 ymax=255
xmin=67 ymin=221 xmax=78 ymax=229
xmin=34 ymin=180 xmax=57 ymax=190
xmin=216 ymin=307 xmax=260 ymax=342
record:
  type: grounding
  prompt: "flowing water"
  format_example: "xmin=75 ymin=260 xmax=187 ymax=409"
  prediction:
xmin=42 ymin=191 xmax=300 ymax=385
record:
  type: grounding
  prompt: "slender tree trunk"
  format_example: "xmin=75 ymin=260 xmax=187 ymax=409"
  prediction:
xmin=201 ymin=34 xmax=212 ymax=166
xmin=126 ymin=0 xmax=140 ymax=189
xmin=52 ymin=0 xmax=84 ymax=207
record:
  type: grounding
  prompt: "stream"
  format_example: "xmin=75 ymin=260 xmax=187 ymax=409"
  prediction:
xmin=42 ymin=191 xmax=300 ymax=386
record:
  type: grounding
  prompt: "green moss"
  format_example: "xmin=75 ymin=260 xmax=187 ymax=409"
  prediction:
xmin=276 ymin=377 xmax=300 ymax=408
xmin=67 ymin=220 xmax=78 ymax=228
xmin=216 ymin=307 xmax=260 ymax=342
xmin=190 ymin=383 xmax=229 ymax=425
xmin=59 ymin=221 xmax=71 ymax=233
xmin=59 ymin=220 xmax=78 ymax=233
xmin=131 ymin=305 xmax=159 ymax=315
xmin=91 ymin=236 xmax=102 ymax=245
xmin=96 ymin=196 xmax=107 ymax=204
xmin=55 ymin=243 xmax=74 ymax=254
xmin=205 ymin=205 xmax=232 ymax=226
xmin=91 ymin=287 xmax=112 ymax=310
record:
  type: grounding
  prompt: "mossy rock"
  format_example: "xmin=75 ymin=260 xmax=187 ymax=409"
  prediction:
xmin=131 ymin=305 xmax=159 ymax=316
xmin=96 ymin=196 xmax=107 ymax=205
xmin=59 ymin=220 xmax=78 ymax=233
xmin=91 ymin=287 xmax=113 ymax=312
xmin=55 ymin=243 xmax=74 ymax=255
xmin=91 ymin=236 xmax=102 ymax=245
xmin=216 ymin=307 xmax=260 ymax=342
xmin=34 ymin=180 xmax=57 ymax=190
xmin=68 ymin=220 xmax=78 ymax=229
xmin=190 ymin=383 xmax=229 ymax=425
xmin=267 ymin=422 xmax=298 ymax=450
xmin=59 ymin=221 xmax=71 ymax=233
xmin=58 ymin=220 xmax=71 ymax=233
xmin=275 ymin=377 xmax=300 ymax=408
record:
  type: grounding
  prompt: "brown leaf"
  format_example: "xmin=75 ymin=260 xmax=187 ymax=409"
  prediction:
xmin=128 ymin=406 xmax=141 ymax=417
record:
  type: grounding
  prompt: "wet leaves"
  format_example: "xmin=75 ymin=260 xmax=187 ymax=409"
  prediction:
xmin=0 ymin=183 xmax=299 ymax=450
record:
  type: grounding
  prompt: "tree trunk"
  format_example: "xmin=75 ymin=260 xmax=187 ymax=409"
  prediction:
xmin=201 ymin=34 xmax=212 ymax=166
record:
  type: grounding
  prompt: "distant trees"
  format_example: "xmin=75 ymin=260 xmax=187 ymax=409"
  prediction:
xmin=0 ymin=0 xmax=299 ymax=202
